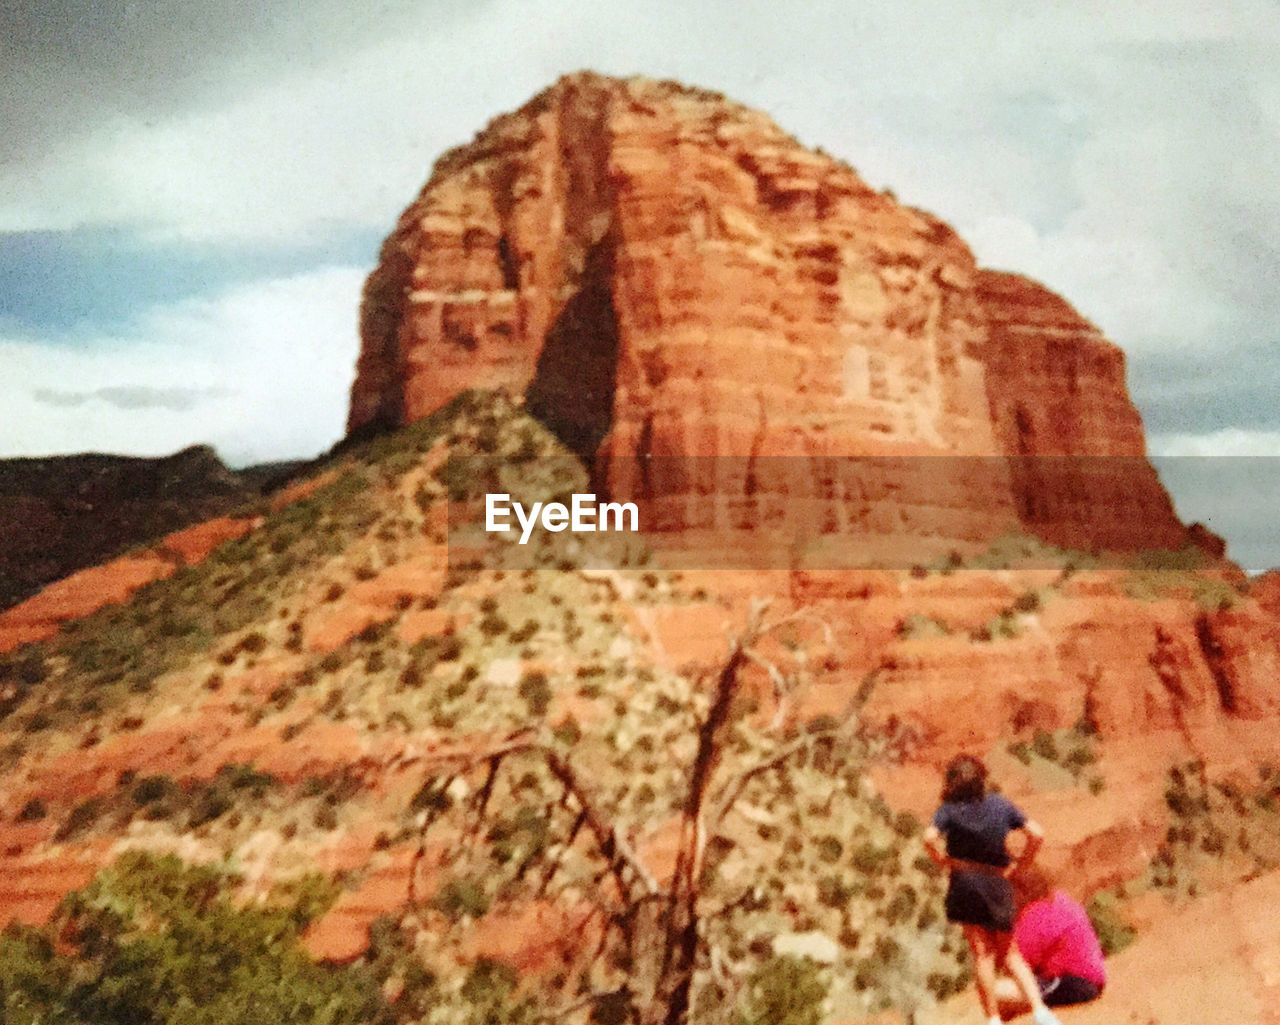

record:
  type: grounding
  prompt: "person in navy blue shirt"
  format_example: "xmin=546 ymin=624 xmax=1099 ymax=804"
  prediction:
xmin=924 ymin=754 xmax=1063 ymax=1025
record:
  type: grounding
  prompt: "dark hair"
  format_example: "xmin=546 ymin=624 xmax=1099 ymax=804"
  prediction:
xmin=942 ymin=754 xmax=987 ymax=804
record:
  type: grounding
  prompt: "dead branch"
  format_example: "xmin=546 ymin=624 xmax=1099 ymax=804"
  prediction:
xmin=401 ymin=598 xmax=855 ymax=1025
xmin=708 ymin=719 xmax=856 ymax=830
xmin=412 ymin=732 xmax=658 ymax=902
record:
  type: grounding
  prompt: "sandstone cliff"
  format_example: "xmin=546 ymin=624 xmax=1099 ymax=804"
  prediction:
xmin=349 ymin=72 xmax=1186 ymax=555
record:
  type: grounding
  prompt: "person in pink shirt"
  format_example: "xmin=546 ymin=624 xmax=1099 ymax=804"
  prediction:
xmin=997 ymin=868 xmax=1107 ymax=1013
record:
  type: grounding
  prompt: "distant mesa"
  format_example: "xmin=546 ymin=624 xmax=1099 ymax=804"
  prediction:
xmin=0 ymin=447 xmax=297 ymax=612
xmin=349 ymin=72 xmax=1193 ymax=558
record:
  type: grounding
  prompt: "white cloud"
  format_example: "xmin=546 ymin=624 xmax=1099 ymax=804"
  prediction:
xmin=6 ymin=0 xmax=1274 ymax=257
xmin=0 ymin=1 xmax=584 ymax=243
xmin=0 ymin=268 xmax=363 ymax=465
xmin=1151 ymin=429 xmax=1280 ymax=458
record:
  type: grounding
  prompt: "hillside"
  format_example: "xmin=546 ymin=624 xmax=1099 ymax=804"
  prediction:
xmin=0 ymin=391 xmax=1276 ymax=1023
xmin=0 ymin=394 xmax=975 ymax=1022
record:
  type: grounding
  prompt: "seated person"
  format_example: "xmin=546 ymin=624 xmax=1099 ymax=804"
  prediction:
xmin=996 ymin=867 xmax=1106 ymax=1013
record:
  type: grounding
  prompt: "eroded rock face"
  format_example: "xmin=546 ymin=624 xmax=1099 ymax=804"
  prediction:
xmin=977 ymin=271 xmax=1184 ymax=550
xmin=348 ymin=72 xmax=1187 ymax=554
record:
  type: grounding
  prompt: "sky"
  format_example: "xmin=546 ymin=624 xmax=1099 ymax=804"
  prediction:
xmin=1 ymin=1 xmax=1278 ymax=567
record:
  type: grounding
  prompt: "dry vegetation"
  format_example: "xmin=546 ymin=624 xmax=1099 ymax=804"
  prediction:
xmin=0 ymin=393 xmax=970 ymax=1024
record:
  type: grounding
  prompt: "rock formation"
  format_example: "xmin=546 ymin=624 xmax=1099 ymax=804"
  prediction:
xmin=349 ymin=72 xmax=1187 ymax=556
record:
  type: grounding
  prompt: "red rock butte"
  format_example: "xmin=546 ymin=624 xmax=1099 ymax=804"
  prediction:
xmin=349 ymin=72 xmax=1188 ymax=555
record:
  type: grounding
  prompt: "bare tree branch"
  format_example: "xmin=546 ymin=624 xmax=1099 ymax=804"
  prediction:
xmin=414 ymin=733 xmax=659 ymax=900
xmin=708 ymin=720 xmax=855 ymax=830
xmin=400 ymin=600 xmax=856 ymax=1025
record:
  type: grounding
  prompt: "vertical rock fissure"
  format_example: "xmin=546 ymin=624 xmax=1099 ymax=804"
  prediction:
xmin=525 ymin=237 xmax=621 ymax=464
xmin=525 ymin=77 xmax=620 ymax=468
xmin=635 ymin=414 xmax=655 ymax=500
xmin=1194 ymin=613 xmax=1239 ymax=714
xmin=496 ymin=235 xmax=520 ymax=290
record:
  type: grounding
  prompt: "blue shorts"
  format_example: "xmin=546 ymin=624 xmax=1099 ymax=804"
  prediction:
xmin=944 ymin=870 xmax=1015 ymax=931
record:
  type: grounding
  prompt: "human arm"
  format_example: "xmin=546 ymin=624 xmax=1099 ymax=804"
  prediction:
xmin=923 ymin=824 xmax=950 ymax=870
xmin=1005 ymin=817 xmax=1044 ymax=878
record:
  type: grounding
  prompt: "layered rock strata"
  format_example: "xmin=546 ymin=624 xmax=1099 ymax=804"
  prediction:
xmin=349 ymin=73 xmax=1189 ymax=557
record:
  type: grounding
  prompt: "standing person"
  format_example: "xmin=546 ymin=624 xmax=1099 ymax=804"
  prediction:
xmin=923 ymin=754 xmax=1063 ymax=1025
xmin=995 ymin=867 xmax=1106 ymax=1013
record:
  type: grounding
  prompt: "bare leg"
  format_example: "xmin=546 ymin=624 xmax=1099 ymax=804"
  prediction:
xmin=994 ymin=933 xmax=1056 ymax=1019
xmin=994 ymin=976 xmax=1031 ymax=1018
xmin=963 ymin=925 xmax=1001 ymax=1020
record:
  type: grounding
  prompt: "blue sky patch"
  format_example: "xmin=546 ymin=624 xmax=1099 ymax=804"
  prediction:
xmin=0 ymin=225 xmax=380 ymax=336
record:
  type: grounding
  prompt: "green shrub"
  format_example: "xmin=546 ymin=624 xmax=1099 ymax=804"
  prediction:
xmin=239 ymin=631 xmax=268 ymax=655
xmin=1030 ymin=729 xmax=1059 ymax=762
xmin=56 ymin=796 xmax=105 ymax=841
xmin=736 ymin=955 xmax=827 ymax=1025
xmin=0 ymin=851 xmax=390 ymax=1024
xmin=1086 ymin=891 xmax=1136 ymax=956
xmin=518 ymin=671 xmax=552 ymax=716
xmin=187 ymin=764 xmax=278 ymax=827
xmin=850 ymin=842 xmax=894 ymax=876
xmin=896 ymin=614 xmax=950 ymax=639
xmin=132 ymin=774 xmax=180 ymax=807
xmin=434 ymin=877 xmax=491 ymax=921
xmin=457 ymin=959 xmax=538 ymax=1025
xmin=814 ymin=835 xmax=843 ymax=863
xmin=973 ymin=611 xmax=1021 ymax=642
xmin=1011 ymin=589 xmax=1043 ymax=614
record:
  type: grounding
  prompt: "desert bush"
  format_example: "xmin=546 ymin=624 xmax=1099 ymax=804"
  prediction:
xmin=239 ymin=631 xmax=268 ymax=655
xmin=896 ymin=614 xmax=950 ymax=639
xmin=509 ymin=619 xmax=538 ymax=644
xmin=433 ymin=877 xmax=491 ymax=921
xmin=850 ymin=841 xmax=895 ymax=876
xmin=1011 ymin=589 xmax=1043 ymax=614
xmin=132 ymin=773 xmax=180 ymax=808
xmin=518 ymin=670 xmax=552 ymax=716
xmin=1030 ymin=729 xmax=1059 ymax=762
xmin=0 ymin=851 xmax=388 ymax=1024
xmin=736 ymin=955 xmax=828 ymax=1025
xmin=187 ymin=764 xmax=278 ymax=828
xmin=15 ymin=797 xmax=47 ymax=822
xmin=1086 ymin=891 xmax=1135 ymax=956
xmin=454 ymin=959 xmax=539 ymax=1025
xmin=56 ymin=796 xmax=105 ymax=841
xmin=972 ymin=611 xmax=1021 ymax=642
